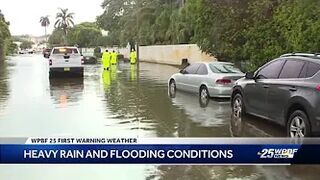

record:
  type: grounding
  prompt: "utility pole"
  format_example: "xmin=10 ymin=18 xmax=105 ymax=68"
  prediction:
xmin=136 ymin=38 xmax=139 ymax=68
xmin=136 ymin=0 xmax=140 ymax=69
xmin=170 ymin=0 xmax=173 ymax=44
xmin=136 ymin=11 xmax=140 ymax=88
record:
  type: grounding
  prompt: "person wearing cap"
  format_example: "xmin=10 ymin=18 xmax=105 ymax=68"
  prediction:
xmin=102 ymin=49 xmax=111 ymax=70
xmin=111 ymin=50 xmax=118 ymax=65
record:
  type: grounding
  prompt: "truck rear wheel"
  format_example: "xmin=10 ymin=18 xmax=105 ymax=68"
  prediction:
xmin=78 ymin=68 xmax=84 ymax=77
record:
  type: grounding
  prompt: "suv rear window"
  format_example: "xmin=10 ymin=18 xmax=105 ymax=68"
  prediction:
xmin=299 ymin=62 xmax=320 ymax=78
xmin=307 ymin=62 xmax=320 ymax=77
xmin=53 ymin=48 xmax=79 ymax=54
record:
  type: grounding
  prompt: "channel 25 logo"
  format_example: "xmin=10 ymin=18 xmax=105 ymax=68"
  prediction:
xmin=257 ymin=148 xmax=298 ymax=159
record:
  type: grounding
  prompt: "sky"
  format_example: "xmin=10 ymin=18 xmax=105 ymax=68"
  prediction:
xmin=1 ymin=0 xmax=105 ymax=36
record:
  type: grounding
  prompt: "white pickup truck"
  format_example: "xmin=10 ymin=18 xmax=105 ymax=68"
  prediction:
xmin=48 ymin=47 xmax=84 ymax=78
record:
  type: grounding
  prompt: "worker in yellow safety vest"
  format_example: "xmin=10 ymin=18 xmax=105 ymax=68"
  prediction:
xmin=130 ymin=49 xmax=137 ymax=64
xmin=102 ymin=49 xmax=111 ymax=70
xmin=111 ymin=50 xmax=118 ymax=65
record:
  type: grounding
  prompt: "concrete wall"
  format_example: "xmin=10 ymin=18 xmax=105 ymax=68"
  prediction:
xmin=90 ymin=44 xmax=216 ymax=65
xmin=139 ymin=44 xmax=216 ymax=65
xmin=81 ymin=48 xmax=94 ymax=54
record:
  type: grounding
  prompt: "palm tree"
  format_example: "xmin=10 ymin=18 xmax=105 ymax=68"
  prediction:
xmin=40 ymin=16 xmax=50 ymax=41
xmin=54 ymin=8 xmax=74 ymax=37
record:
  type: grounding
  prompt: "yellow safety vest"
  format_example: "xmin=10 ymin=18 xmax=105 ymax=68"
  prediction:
xmin=102 ymin=52 xmax=111 ymax=68
xmin=130 ymin=51 xmax=137 ymax=64
xmin=111 ymin=52 xmax=118 ymax=64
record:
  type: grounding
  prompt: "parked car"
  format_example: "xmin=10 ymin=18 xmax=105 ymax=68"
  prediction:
xmin=168 ymin=62 xmax=244 ymax=102
xmin=231 ymin=53 xmax=320 ymax=138
xmin=82 ymin=53 xmax=97 ymax=64
xmin=27 ymin=49 xmax=35 ymax=54
xmin=47 ymin=47 xmax=84 ymax=78
xmin=18 ymin=49 xmax=31 ymax=54
xmin=18 ymin=50 xmax=27 ymax=54
xmin=43 ymin=48 xmax=52 ymax=58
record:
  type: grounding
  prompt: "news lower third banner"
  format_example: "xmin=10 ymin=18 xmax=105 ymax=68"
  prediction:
xmin=0 ymin=138 xmax=320 ymax=164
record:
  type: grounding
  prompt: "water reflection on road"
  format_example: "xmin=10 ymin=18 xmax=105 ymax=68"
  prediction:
xmin=0 ymin=54 xmax=319 ymax=179
xmin=171 ymin=92 xmax=232 ymax=137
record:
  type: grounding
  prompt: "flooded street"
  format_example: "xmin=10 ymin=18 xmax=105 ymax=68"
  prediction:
xmin=0 ymin=54 xmax=285 ymax=138
xmin=0 ymin=54 xmax=319 ymax=179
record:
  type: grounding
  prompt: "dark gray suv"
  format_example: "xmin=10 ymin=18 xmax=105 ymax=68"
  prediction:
xmin=231 ymin=53 xmax=320 ymax=137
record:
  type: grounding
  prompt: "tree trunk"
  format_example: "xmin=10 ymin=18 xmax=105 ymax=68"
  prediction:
xmin=63 ymin=28 xmax=67 ymax=45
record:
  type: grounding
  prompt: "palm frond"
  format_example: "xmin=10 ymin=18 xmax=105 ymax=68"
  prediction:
xmin=54 ymin=19 xmax=61 ymax=28
xmin=66 ymin=13 xmax=74 ymax=18
xmin=68 ymin=19 xmax=74 ymax=26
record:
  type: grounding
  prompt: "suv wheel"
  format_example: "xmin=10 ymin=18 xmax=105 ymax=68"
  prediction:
xmin=287 ymin=110 xmax=311 ymax=138
xmin=232 ymin=94 xmax=244 ymax=119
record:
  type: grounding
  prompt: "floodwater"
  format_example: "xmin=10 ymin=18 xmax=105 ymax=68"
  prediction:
xmin=0 ymin=54 xmax=319 ymax=179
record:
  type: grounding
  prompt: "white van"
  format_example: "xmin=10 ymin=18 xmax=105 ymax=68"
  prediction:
xmin=48 ymin=47 xmax=84 ymax=78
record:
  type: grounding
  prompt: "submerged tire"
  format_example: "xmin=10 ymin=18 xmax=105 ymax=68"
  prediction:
xmin=232 ymin=93 xmax=245 ymax=119
xmin=199 ymin=86 xmax=209 ymax=107
xmin=169 ymin=79 xmax=176 ymax=98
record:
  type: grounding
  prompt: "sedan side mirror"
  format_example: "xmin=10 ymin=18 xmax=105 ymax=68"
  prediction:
xmin=245 ymin=72 xmax=255 ymax=79
xmin=180 ymin=69 xmax=186 ymax=74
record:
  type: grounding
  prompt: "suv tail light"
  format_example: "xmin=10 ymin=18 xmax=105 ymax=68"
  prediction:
xmin=49 ymin=59 xmax=52 ymax=66
xmin=316 ymin=85 xmax=320 ymax=92
xmin=216 ymin=79 xmax=231 ymax=85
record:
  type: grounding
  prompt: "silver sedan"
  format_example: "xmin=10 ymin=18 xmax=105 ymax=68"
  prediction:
xmin=168 ymin=62 xmax=244 ymax=100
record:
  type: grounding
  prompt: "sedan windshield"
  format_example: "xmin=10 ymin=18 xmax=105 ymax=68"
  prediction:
xmin=209 ymin=63 xmax=242 ymax=73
